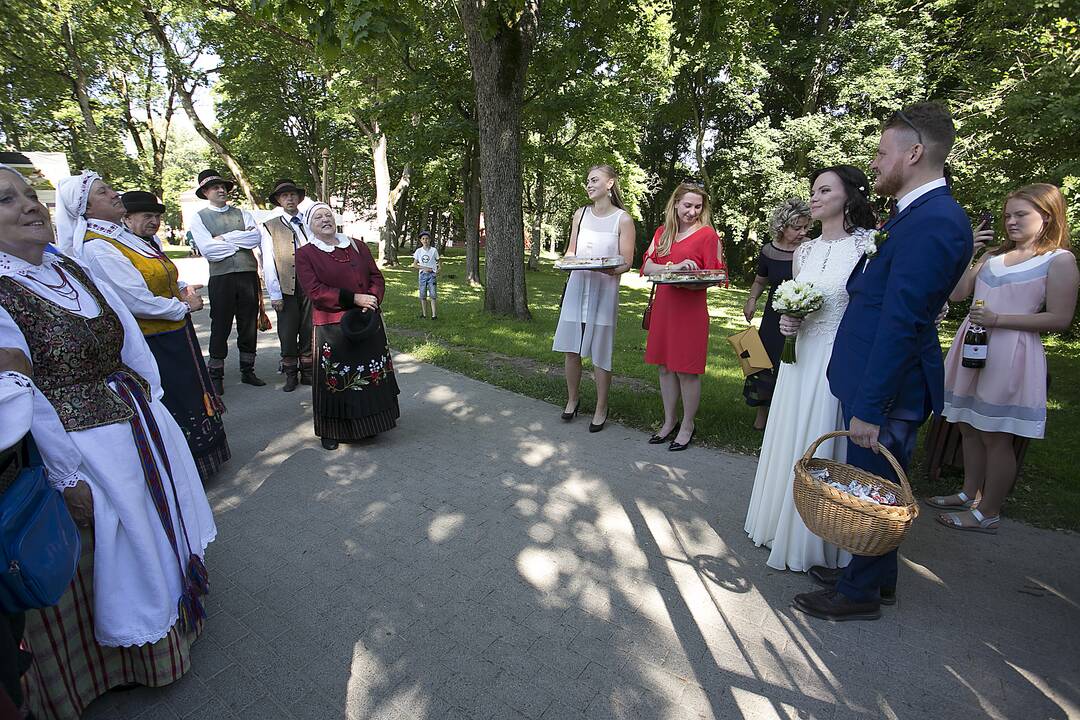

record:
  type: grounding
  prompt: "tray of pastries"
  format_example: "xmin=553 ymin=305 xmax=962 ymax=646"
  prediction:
xmin=649 ymin=269 xmax=730 ymax=286
xmin=554 ymin=256 xmax=625 ymax=271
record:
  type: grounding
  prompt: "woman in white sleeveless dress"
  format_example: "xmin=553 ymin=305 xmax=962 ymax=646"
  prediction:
xmin=744 ymin=165 xmax=878 ymax=572
xmin=553 ymin=164 xmax=636 ymax=431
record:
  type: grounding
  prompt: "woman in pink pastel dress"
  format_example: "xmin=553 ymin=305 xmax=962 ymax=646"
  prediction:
xmin=933 ymin=184 xmax=1079 ymax=532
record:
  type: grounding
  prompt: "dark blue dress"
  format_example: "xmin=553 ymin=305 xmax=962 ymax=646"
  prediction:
xmin=743 ymin=242 xmax=794 ymax=407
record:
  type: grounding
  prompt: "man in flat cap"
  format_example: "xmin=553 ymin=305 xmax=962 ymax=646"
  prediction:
xmin=259 ymin=178 xmax=313 ymax=391
xmin=187 ymin=169 xmax=266 ymax=393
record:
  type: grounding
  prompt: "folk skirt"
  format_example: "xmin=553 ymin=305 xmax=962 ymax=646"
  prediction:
xmin=20 ymin=529 xmax=201 ymax=720
xmin=145 ymin=321 xmax=230 ymax=482
xmin=313 ymin=317 xmax=400 ymax=440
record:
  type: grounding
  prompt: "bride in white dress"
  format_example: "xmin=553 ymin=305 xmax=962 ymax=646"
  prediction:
xmin=744 ymin=165 xmax=878 ymax=572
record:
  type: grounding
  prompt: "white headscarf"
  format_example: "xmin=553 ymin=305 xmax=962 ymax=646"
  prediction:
xmin=55 ymin=170 xmax=101 ymax=256
xmin=304 ymin=202 xmax=350 ymax=251
xmin=0 ymin=163 xmax=28 ymax=185
xmin=303 ymin=202 xmax=333 ymax=235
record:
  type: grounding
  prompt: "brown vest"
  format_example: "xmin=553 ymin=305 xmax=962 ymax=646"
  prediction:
xmin=0 ymin=258 xmax=149 ymax=431
xmin=263 ymin=215 xmax=300 ymax=295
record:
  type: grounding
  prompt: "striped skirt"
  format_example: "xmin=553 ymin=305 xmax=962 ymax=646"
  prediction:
xmin=20 ymin=529 xmax=201 ymax=720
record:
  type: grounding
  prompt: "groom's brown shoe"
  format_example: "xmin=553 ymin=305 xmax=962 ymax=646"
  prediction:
xmin=793 ymin=589 xmax=881 ymax=621
xmin=808 ymin=565 xmax=896 ymax=606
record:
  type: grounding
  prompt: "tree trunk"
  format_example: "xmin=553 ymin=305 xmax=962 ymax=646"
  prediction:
xmin=142 ymin=7 xmax=258 ymax=206
xmin=59 ymin=20 xmax=98 ymax=137
xmin=461 ymin=137 xmax=482 ymax=285
xmin=688 ymin=67 xmax=712 ymax=197
xmin=458 ymin=0 xmax=538 ymax=319
xmin=379 ymin=164 xmax=410 ymax=266
xmin=529 ymin=161 xmax=544 ymax=270
xmin=359 ymin=118 xmax=399 ymax=263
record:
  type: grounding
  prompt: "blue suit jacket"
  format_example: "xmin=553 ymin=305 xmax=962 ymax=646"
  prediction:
xmin=828 ymin=186 xmax=972 ymax=425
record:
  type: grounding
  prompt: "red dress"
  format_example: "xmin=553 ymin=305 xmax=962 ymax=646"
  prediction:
xmin=643 ymin=226 xmax=723 ymax=374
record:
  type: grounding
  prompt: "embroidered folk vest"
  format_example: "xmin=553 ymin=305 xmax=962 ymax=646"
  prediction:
xmin=0 ymin=259 xmax=150 ymax=431
xmin=196 ymin=207 xmax=258 ymax=277
xmin=99 ymin=235 xmax=187 ymax=336
xmin=263 ymin=216 xmax=298 ymax=295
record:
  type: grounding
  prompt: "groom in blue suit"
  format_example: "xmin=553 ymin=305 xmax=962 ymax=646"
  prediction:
xmin=795 ymin=102 xmax=973 ymax=621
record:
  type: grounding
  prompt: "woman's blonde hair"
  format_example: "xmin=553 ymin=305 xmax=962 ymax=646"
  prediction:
xmin=656 ymin=181 xmax=712 ymax=257
xmin=768 ymin=198 xmax=811 ymax=241
xmin=588 ymin=164 xmax=624 ymax=210
xmin=996 ymin=183 xmax=1071 ymax=256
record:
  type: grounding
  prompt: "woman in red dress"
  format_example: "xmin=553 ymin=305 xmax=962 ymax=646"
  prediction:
xmin=295 ymin=203 xmax=400 ymax=450
xmin=641 ymin=181 xmax=726 ymax=450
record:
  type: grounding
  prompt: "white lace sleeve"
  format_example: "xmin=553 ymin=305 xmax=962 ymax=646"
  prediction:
xmin=793 ymin=240 xmax=815 ymax=280
xmin=851 ymin=227 xmax=873 ymax=256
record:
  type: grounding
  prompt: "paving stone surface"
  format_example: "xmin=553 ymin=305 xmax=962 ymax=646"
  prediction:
xmin=81 ymin=258 xmax=1080 ymax=719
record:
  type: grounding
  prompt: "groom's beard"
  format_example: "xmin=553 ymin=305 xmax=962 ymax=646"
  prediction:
xmin=874 ymin=166 xmax=904 ymax=198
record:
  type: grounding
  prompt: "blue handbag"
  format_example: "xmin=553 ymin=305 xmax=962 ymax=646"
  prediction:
xmin=0 ymin=437 xmax=81 ymax=613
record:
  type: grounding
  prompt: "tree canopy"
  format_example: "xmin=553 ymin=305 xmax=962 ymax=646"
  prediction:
xmin=2 ymin=0 xmax=1076 ymax=309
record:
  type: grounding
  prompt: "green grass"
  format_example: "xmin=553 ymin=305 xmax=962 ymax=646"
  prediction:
xmin=378 ymin=245 xmax=1080 ymax=531
xmin=164 ymin=245 xmax=194 ymax=259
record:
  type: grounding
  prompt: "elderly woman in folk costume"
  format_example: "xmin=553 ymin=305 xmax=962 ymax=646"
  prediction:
xmin=71 ymin=181 xmax=231 ymax=482
xmin=295 ymin=202 xmax=400 ymax=450
xmin=1 ymin=166 xmax=216 ymax=718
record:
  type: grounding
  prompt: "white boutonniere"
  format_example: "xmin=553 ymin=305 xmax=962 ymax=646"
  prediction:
xmin=862 ymin=229 xmax=887 ymax=271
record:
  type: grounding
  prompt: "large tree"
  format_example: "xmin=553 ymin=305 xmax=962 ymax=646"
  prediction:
xmin=457 ymin=0 xmax=539 ymax=318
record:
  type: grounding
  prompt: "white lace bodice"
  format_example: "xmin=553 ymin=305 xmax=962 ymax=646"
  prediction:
xmin=792 ymin=229 xmax=872 ymax=337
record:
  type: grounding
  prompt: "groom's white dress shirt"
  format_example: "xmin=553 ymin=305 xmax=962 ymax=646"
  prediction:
xmin=896 ymin=177 xmax=947 ymax=214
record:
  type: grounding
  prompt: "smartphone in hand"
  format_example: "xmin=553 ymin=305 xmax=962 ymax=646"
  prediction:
xmin=977 ymin=209 xmax=993 ymax=231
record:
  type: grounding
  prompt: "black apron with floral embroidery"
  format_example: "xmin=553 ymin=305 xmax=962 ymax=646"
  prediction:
xmin=312 ymin=315 xmax=399 ymax=440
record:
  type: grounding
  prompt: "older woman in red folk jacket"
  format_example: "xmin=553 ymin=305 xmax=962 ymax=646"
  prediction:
xmin=295 ymin=203 xmax=400 ymax=450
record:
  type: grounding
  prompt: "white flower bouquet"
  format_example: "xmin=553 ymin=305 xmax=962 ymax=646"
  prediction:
xmin=771 ymin=279 xmax=825 ymax=363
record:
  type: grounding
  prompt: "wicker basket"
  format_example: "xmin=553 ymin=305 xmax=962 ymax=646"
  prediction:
xmin=792 ymin=431 xmax=919 ymax=556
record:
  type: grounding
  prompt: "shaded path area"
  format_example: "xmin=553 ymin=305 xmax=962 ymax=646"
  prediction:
xmin=82 ymin=260 xmax=1080 ymax=719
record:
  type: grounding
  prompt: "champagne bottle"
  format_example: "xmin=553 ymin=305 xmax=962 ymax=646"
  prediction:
xmin=962 ymin=300 xmax=988 ymax=369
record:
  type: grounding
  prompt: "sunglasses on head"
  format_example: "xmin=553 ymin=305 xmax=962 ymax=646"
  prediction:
xmin=894 ymin=110 xmax=924 ymax=146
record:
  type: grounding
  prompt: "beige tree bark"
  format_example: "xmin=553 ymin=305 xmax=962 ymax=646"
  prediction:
xmin=142 ymin=5 xmax=258 ymax=206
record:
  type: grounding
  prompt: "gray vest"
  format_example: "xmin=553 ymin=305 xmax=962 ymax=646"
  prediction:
xmin=198 ymin=206 xmax=259 ymax=276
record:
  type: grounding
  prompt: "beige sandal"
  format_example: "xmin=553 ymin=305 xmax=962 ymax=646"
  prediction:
xmin=937 ymin=508 xmax=999 ymax=534
xmin=926 ymin=491 xmax=974 ymax=510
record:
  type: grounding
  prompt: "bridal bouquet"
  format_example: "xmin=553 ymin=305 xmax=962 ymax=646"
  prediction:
xmin=771 ymin=280 xmax=825 ymax=363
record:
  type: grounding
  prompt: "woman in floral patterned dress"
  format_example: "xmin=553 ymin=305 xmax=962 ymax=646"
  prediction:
xmin=295 ymin=203 xmax=399 ymax=450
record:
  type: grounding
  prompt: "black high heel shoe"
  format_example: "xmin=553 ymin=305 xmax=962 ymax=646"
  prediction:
xmin=669 ymin=428 xmax=696 ymax=452
xmin=648 ymin=422 xmax=680 ymax=444
xmin=321 ymin=437 xmax=339 ymax=450
xmin=589 ymin=414 xmax=608 ymax=433
xmin=561 ymin=401 xmax=580 ymax=422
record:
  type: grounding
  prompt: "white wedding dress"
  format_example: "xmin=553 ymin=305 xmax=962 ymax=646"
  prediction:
xmin=744 ymin=229 xmax=870 ymax=572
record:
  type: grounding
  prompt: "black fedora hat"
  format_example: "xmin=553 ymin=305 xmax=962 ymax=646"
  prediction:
xmin=195 ymin=169 xmax=236 ymax=199
xmin=267 ymin=178 xmax=307 ymax=206
xmin=121 ymin=190 xmax=166 ymax=214
xmin=339 ymin=308 xmax=379 ymax=342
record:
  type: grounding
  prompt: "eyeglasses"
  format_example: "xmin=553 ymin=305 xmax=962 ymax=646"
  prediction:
xmin=894 ymin=110 xmax=924 ymax=146
xmin=681 ymin=177 xmax=705 ymax=188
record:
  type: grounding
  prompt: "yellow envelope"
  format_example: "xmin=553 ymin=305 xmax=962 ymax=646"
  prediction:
xmin=727 ymin=326 xmax=772 ymax=377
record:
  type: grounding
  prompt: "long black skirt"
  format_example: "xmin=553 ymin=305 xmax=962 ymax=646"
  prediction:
xmin=313 ymin=318 xmax=400 ymax=441
xmin=146 ymin=321 xmax=231 ymax=481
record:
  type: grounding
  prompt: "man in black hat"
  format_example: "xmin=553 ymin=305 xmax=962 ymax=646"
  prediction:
xmin=259 ymin=178 xmax=313 ymax=391
xmin=187 ymin=169 xmax=266 ymax=393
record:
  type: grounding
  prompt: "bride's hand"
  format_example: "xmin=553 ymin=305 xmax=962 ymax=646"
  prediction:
xmin=779 ymin=315 xmax=802 ymax=336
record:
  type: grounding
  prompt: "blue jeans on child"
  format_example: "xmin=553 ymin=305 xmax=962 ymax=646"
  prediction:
xmin=419 ymin=271 xmax=437 ymax=300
